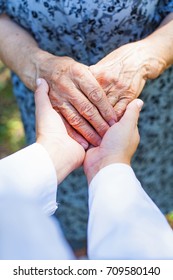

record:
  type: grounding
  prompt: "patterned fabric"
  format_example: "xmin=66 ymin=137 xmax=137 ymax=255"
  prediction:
xmin=0 ymin=1 xmax=173 ymax=247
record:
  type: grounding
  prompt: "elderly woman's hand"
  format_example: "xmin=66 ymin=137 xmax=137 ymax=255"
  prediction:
xmin=0 ymin=14 xmax=117 ymax=148
xmin=89 ymin=40 xmax=166 ymax=120
xmin=37 ymin=53 xmax=117 ymax=148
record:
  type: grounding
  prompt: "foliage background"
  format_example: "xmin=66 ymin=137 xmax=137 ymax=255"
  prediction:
xmin=0 ymin=61 xmax=25 ymax=158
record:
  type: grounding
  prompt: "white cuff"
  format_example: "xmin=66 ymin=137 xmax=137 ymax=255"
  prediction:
xmin=89 ymin=163 xmax=144 ymax=210
xmin=88 ymin=163 xmax=173 ymax=259
xmin=0 ymin=143 xmax=58 ymax=215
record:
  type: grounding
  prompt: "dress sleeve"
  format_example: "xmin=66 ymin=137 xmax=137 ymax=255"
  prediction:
xmin=0 ymin=0 xmax=5 ymax=14
xmin=158 ymin=0 xmax=173 ymax=17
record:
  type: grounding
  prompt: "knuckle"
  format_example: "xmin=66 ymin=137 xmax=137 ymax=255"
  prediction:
xmin=50 ymin=95 xmax=65 ymax=109
xmin=100 ymin=103 xmax=115 ymax=121
xmin=70 ymin=62 xmax=84 ymax=77
xmin=68 ymin=113 xmax=82 ymax=127
xmin=114 ymin=102 xmax=127 ymax=120
xmin=51 ymin=70 xmax=63 ymax=85
xmin=113 ymin=79 xmax=124 ymax=89
xmin=115 ymin=109 xmax=125 ymax=120
xmin=107 ymin=94 xmax=119 ymax=106
xmin=81 ymin=102 xmax=97 ymax=118
xmin=85 ymin=130 xmax=98 ymax=141
xmin=88 ymin=88 xmax=103 ymax=102
xmin=104 ymin=106 xmax=114 ymax=117
xmin=127 ymin=89 xmax=137 ymax=99
xmin=80 ymin=126 xmax=101 ymax=145
xmin=97 ymin=122 xmax=109 ymax=135
xmin=56 ymin=80 xmax=69 ymax=93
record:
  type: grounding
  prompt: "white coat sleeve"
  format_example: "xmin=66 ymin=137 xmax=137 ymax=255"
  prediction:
xmin=0 ymin=143 xmax=58 ymax=215
xmin=88 ymin=164 xmax=173 ymax=259
xmin=0 ymin=144 xmax=75 ymax=260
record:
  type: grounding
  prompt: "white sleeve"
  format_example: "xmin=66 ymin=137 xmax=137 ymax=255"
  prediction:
xmin=88 ymin=164 xmax=173 ymax=259
xmin=0 ymin=143 xmax=58 ymax=216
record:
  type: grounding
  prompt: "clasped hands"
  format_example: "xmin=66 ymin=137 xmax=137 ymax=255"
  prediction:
xmin=37 ymin=39 xmax=164 ymax=150
xmin=35 ymin=78 xmax=143 ymax=184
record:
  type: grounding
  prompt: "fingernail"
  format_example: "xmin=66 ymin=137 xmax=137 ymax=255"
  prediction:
xmin=136 ymin=99 xmax=144 ymax=110
xmin=81 ymin=142 xmax=89 ymax=150
xmin=109 ymin=119 xmax=116 ymax=126
xmin=36 ymin=78 xmax=42 ymax=86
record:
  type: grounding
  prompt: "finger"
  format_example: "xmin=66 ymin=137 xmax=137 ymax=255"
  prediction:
xmin=120 ymin=99 xmax=144 ymax=127
xmin=69 ymin=88 xmax=110 ymax=137
xmin=76 ymin=68 xmax=117 ymax=124
xmin=35 ymin=78 xmax=52 ymax=116
xmin=107 ymin=93 xmax=119 ymax=106
xmin=113 ymin=98 xmax=130 ymax=121
xmin=54 ymin=102 xmax=102 ymax=146
xmin=61 ymin=116 xmax=89 ymax=150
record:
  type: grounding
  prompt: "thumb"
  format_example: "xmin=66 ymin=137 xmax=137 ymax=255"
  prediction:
xmin=35 ymin=78 xmax=52 ymax=115
xmin=120 ymin=99 xmax=144 ymax=127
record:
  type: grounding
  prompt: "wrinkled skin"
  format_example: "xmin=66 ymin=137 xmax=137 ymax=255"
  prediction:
xmin=90 ymin=41 xmax=165 ymax=120
xmin=39 ymin=55 xmax=117 ymax=147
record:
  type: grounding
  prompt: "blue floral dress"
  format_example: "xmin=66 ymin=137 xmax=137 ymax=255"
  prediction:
xmin=0 ymin=0 xmax=173 ymax=249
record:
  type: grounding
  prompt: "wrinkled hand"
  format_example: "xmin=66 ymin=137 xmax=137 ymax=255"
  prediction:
xmin=35 ymin=78 xmax=85 ymax=183
xmin=38 ymin=54 xmax=117 ymax=147
xmin=84 ymin=99 xmax=144 ymax=184
xmin=90 ymin=41 xmax=161 ymax=120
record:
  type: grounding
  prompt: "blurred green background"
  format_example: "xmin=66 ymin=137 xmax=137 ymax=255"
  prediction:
xmin=0 ymin=60 xmax=173 ymax=229
xmin=0 ymin=61 xmax=25 ymax=159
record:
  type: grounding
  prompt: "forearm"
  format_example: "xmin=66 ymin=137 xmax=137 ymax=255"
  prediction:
xmin=85 ymin=154 xmax=130 ymax=185
xmin=0 ymin=14 xmax=47 ymax=90
xmin=0 ymin=15 xmax=74 ymax=92
xmin=88 ymin=164 xmax=173 ymax=259
xmin=142 ymin=13 xmax=173 ymax=78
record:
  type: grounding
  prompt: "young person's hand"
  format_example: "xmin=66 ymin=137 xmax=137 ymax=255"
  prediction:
xmin=84 ymin=99 xmax=143 ymax=184
xmin=35 ymin=78 xmax=85 ymax=183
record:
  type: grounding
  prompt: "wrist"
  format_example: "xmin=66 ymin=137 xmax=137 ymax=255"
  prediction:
xmin=139 ymin=16 xmax=173 ymax=78
xmin=36 ymin=138 xmax=71 ymax=183
xmin=140 ymin=39 xmax=167 ymax=79
xmin=37 ymin=137 xmax=84 ymax=184
xmin=35 ymin=52 xmax=74 ymax=89
xmin=18 ymin=46 xmax=47 ymax=91
xmin=27 ymin=48 xmax=53 ymax=91
xmin=133 ymin=39 xmax=167 ymax=81
xmin=21 ymin=48 xmax=58 ymax=91
xmin=84 ymin=153 xmax=130 ymax=184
